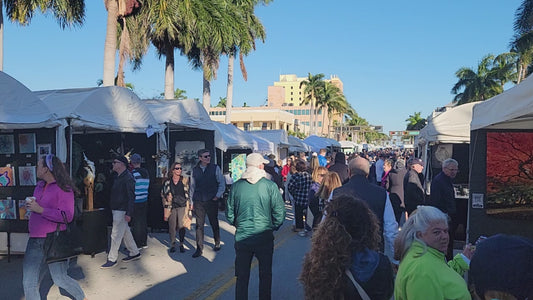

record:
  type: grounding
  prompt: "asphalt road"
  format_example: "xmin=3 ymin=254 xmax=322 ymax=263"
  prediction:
xmin=0 ymin=203 xmax=311 ymax=300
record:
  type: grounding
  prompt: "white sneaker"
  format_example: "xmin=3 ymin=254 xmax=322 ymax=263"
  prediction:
xmin=298 ymin=230 xmax=307 ymax=237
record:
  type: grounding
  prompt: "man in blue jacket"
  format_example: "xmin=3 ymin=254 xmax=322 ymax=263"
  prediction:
xmin=226 ymin=153 xmax=286 ymax=300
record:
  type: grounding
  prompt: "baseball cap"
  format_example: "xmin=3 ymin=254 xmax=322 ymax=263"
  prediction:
xmin=246 ymin=153 xmax=269 ymax=167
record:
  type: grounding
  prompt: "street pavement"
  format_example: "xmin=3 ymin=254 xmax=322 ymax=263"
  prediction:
xmin=0 ymin=204 xmax=311 ymax=300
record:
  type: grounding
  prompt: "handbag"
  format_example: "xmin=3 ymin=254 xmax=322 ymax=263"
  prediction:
xmin=44 ymin=211 xmax=82 ymax=263
xmin=182 ymin=203 xmax=192 ymax=230
xmin=345 ymin=269 xmax=370 ymax=300
xmin=163 ymin=207 xmax=171 ymax=221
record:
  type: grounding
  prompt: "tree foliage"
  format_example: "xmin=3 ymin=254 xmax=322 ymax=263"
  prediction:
xmin=405 ymin=112 xmax=426 ymax=130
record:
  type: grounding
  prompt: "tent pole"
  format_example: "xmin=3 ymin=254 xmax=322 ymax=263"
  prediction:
xmin=69 ymin=120 xmax=73 ymax=177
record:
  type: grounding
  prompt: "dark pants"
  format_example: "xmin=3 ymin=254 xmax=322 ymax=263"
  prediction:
xmin=235 ymin=234 xmax=274 ymax=300
xmin=447 ymin=213 xmax=459 ymax=260
xmin=131 ymin=202 xmax=148 ymax=247
xmin=294 ymin=204 xmax=308 ymax=230
xmin=308 ymin=199 xmax=322 ymax=228
xmin=194 ymin=200 xmax=220 ymax=251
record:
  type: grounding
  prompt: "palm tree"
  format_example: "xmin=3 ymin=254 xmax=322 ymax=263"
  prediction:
xmin=511 ymin=0 xmax=533 ymax=83
xmin=1 ymin=0 xmax=85 ymax=71
xmin=300 ymin=73 xmax=325 ymax=135
xmin=451 ymin=54 xmax=502 ymax=104
xmin=316 ymin=81 xmax=348 ymax=137
xmin=405 ymin=112 xmax=426 ymax=130
xmin=225 ymin=0 xmax=269 ymax=124
xmin=491 ymin=52 xmax=518 ymax=89
xmin=216 ymin=97 xmax=227 ymax=108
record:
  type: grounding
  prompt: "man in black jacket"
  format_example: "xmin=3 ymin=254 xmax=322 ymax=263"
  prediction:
xmin=332 ymin=157 xmax=398 ymax=262
xmin=403 ymin=157 xmax=425 ymax=216
xmin=328 ymin=152 xmax=349 ymax=184
xmin=101 ymin=155 xmax=140 ymax=269
xmin=429 ymin=158 xmax=459 ymax=259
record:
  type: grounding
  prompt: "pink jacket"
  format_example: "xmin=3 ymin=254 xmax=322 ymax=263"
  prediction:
xmin=28 ymin=180 xmax=74 ymax=238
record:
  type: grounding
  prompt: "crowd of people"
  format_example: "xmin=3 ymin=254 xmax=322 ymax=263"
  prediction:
xmin=21 ymin=147 xmax=533 ymax=300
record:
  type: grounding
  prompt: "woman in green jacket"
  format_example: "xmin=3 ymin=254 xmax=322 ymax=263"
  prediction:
xmin=394 ymin=205 xmax=474 ymax=300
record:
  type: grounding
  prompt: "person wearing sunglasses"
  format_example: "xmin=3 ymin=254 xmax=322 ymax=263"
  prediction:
xmin=190 ymin=149 xmax=225 ymax=258
xmin=161 ymin=162 xmax=191 ymax=253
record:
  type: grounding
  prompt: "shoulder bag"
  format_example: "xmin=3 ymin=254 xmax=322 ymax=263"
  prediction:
xmin=44 ymin=210 xmax=83 ymax=263
xmin=345 ymin=269 xmax=371 ymax=300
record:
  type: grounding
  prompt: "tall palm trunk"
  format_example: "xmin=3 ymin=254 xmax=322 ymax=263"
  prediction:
xmin=116 ymin=19 xmax=129 ymax=87
xmin=203 ymin=66 xmax=211 ymax=110
xmin=0 ymin=1 xmax=3 ymax=71
xmin=103 ymin=0 xmax=119 ymax=86
xmin=164 ymin=43 xmax=175 ymax=99
xmin=225 ymin=54 xmax=234 ymax=124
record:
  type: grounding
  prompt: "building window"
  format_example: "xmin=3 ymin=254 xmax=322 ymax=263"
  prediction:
xmin=291 ymin=92 xmax=293 ymax=95
xmin=262 ymin=122 xmax=268 ymax=130
xmin=291 ymin=86 xmax=293 ymax=89
xmin=244 ymin=123 xmax=250 ymax=131
xmin=318 ymin=121 xmax=322 ymax=127
xmin=306 ymin=109 xmax=310 ymax=115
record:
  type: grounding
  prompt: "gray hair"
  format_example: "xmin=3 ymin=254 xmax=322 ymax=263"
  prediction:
xmin=394 ymin=206 xmax=448 ymax=261
xmin=442 ymin=158 xmax=458 ymax=169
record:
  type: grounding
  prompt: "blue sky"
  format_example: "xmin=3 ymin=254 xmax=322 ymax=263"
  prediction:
xmin=3 ymin=0 xmax=522 ymax=133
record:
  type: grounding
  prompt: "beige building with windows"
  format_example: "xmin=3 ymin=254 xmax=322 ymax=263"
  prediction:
xmin=267 ymin=74 xmax=343 ymax=136
xmin=209 ymin=74 xmax=344 ymax=136
xmin=209 ymin=107 xmax=295 ymax=132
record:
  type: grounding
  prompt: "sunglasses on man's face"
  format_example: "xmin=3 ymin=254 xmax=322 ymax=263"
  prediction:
xmin=174 ymin=167 xmax=182 ymax=170
xmin=202 ymin=155 xmax=210 ymax=158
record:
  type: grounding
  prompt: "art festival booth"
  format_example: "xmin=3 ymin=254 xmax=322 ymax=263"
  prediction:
xmin=35 ymin=87 xmax=164 ymax=254
xmin=417 ymin=102 xmax=476 ymax=242
xmin=469 ymin=75 xmax=533 ymax=242
xmin=288 ymin=136 xmax=311 ymax=154
xmin=248 ymin=129 xmax=290 ymax=162
xmin=145 ymin=99 xmax=216 ymax=229
xmin=0 ymin=72 xmax=64 ymax=260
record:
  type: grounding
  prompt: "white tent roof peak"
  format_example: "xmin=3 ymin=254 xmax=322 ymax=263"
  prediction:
xmin=35 ymin=86 xmax=162 ymax=133
xmin=471 ymin=75 xmax=533 ymax=130
xmin=418 ymin=102 xmax=475 ymax=144
xmin=144 ymin=99 xmax=215 ymax=131
xmin=0 ymin=71 xmax=60 ymax=128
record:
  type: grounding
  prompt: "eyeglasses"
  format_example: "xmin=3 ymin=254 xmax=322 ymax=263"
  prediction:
xmin=174 ymin=167 xmax=182 ymax=170
xmin=202 ymin=155 xmax=210 ymax=158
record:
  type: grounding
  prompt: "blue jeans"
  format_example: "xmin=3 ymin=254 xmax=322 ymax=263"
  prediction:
xmin=23 ymin=237 xmax=85 ymax=300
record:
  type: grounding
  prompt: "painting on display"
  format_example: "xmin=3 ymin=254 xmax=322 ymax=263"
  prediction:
xmin=0 ymin=200 xmax=16 ymax=219
xmin=18 ymin=166 xmax=37 ymax=186
xmin=431 ymin=144 xmax=453 ymax=168
xmin=486 ymin=132 xmax=533 ymax=220
xmin=19 ymin=133 xmax=36 ymax=153
xmin=0 ymin=135 xmax=15 ymax=154
xmin=174 ymin=141 xmax=205 ymax=177
xmin=18 ymin=200 xmax=31 ymax=220
xmin=230 ymin=153 xmax=247 ymax=182
xmin=37 ymin=144 xmax=52 ymax=162
xmin=0 ymin=166 xmax=15 ymax=186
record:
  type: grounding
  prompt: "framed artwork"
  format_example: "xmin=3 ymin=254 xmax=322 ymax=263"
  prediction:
xmin=18 ymin=166 xmax=37 ymax=186
xmin=0 ymin=166 xmax=15 ymax=186
xmin=0 ymin=200 xmax=16 ymax=219
xmin=174 ymin=141 xmax=205 ymax=177
xmin=18 ymin=200 xmax=31 ymax=220
xmin=0 ymin=135 xmax=15 ymax=154
xmin=486 ymin=132 xmax=533 ymax=219
xmin=37 ymin=144 xmax=52 ymax=162
xmin=19 ymin=133 xmax=36 ymax=153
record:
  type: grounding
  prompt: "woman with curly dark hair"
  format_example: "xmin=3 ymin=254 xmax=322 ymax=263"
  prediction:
xmin=300 ymin=194 xmax=394 ymax=300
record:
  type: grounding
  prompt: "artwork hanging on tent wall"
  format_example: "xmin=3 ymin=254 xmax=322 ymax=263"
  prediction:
xmin=18 ymin=166 xmax=36 ymax=186
xmin=18 ymin=200 xmax=31 ymax=220
xmin=174 ymin=141 xmax=205 ymax=177
xmin=37 ymin=144 xmax=51 ymax=162
xmin=0 ymin=199 xmax=16 ymax=219
xmin=0 ymin=166 xmax=15 ymax=186
xmin=18 ymin=133 xmax=36 ymax=153
xmin=486 ymin=131 xmax=533 ymax=220
xmin=0 ymin=135 xmax=15 ymax=154
xmin=230 ymin=154 xmax=247 ymax=182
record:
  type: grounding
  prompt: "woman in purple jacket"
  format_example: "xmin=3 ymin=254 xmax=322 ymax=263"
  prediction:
xmin=23 ymin=154 xmax=86 ymax=300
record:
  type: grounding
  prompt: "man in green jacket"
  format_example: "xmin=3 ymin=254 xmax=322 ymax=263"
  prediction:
xmin=226 ymin=153 xmax=286 ymax=300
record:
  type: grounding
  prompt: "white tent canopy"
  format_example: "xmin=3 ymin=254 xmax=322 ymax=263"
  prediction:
xmin=144 ymin=99 xmax=215 ymax=131
xmin=339 ymin=140 xmax=358 ymax=149
xmin=35 ymin=87 xmax=162 ymax=133
xmin=288 ymin=136 xmax=311 ymax=153
xmin=249 ymin=130 xmax=290 ymax=148
xmin=212 ymin=122 xmax=255 ymax=151
xmin=248 ymin=134 xmax=275 ymax=154
xmin=304 ymin=135 xmax=341 ymax=152
xmin=471 ymin=75 xmax=533 ymax=130
xmin=418 ymin=102 xmax=476 ymax=145
xmin=0 ymin=71 xmax=61 ymax=129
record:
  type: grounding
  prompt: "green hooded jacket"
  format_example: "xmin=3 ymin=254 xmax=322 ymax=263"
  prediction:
xmin=226 ymin=177 xmax=285 ymax=243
